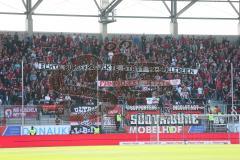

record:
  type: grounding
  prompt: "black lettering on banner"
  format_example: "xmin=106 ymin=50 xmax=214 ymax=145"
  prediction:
xmin=149 ymin=67 xmax=154 ymax=72
xmin=136 ymin=66 xmax=142 ymax=72
xmin=168 ymin=67 xmax=173 ymax=73
xmin=178 ymin=67 xmax=183 ymax=74
xmin=154 ymin=67 xmax=159 ymax=72
xmin=54 ymin=64 xmax=58 ymax=70
xmin=111 ymin=64 xmax=116 ymax=71
xmin=83 ymin=65 xmax=88 ymax=70
xmin=131 ymin=65 xmax=136 ymax=72
xmin=50 ymin=64 xmax=54 ymax=70
xmin=70 ymin=125 xmax=95 ymax=134
xmin=123 ymin=65 xmax=127 ymax=71
xmin=38 ymin=62 xmax=198 ymax=74
xmin=190 ymin=69 xmax=195 ymax=75
xmin=103 ymin=64 xmax=111 ymax=71
xmin=114 ymin=65 xmax=119 ymax=71
xmin=65 ymin=64 xmax=71 ymax=72
xmin=40 ymin=63 xmax=44 ymax=69
xmin=174 ymin=67 xmax=178 ymax=73
xmin=163 ymin=66 xmax=168 ymax=72
xmin=46 ymin=64 xmax=50 ymax=69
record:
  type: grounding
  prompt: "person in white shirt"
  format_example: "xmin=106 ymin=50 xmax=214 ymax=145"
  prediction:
xmin=65 ymin=94 xmax=71 ymax=101
xmin=44 ymin=94 xmax=51 ymax=103
xmin=176 ymin=85 xmax=182 ymax=95
xmin=108 ymin=51 xmax=114 ymax=62
xmin=197 ymin=87 xmax=203 ymax=98
xmin=171 ymin=57 xmax=177 ymax=66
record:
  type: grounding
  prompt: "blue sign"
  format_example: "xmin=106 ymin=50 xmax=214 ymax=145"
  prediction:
xmin=189 ymin=125 xmax=206 ymax=133
xmin=3 ymin=126 xmax=21 ymax=136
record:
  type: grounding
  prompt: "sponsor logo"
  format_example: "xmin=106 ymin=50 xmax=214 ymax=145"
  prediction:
xmin=22 ymin=125 xmax=71 ymax=135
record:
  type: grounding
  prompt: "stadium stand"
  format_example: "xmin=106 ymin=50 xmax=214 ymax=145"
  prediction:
xmin=0 ymin=33 xmax=239 ymax=131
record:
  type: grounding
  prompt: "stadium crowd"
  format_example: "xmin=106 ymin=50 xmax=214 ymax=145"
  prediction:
xmin=0 ymin=33 xmax=239 ymax=112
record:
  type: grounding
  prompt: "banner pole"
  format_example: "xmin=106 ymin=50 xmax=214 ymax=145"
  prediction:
xmin=96 ymin=62 xmax=103 ymax=132
xmin=157 ymin=116 xmax=159 ymax=142
xmin=157 ymin=104 xmax=160 ymax=143
xmin=231 ymin=63 xmax=234 ymax=113
xmin=21 ymin=59 xmax=24 ymax=135
xmin=137 ymin=116 xmax=138 ymax=142
xmin=97 ymin=62 xmax=99 ymax=127
xmin=239 ymin=114 xmax=240 ymax=144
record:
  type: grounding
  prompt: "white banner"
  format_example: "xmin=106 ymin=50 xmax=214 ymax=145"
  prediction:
xmin=125 ymin=105 xmax=158 ymax=111
xmin=22 ymin=125 xmax=71 ymax=135
xmin=146 ymin=98 xmax=160 ymax=105
xmin=103 ymin=116 xmax=115 ymax=126
xmin=35 ymin=62 xmax=198 ymax=75
xmin=172 ymin=105 xmax=205 ymax=111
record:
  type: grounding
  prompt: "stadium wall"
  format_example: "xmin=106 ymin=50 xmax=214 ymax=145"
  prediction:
xmin=0 ymin=133 xmax=239 ymax=148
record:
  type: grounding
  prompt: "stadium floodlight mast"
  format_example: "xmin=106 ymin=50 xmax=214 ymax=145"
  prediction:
xmin=94 ymin=0 xmax=123 ymax=39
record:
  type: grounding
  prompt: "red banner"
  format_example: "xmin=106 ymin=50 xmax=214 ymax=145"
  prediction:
xmin=98 ymin=79 xmax=180 ymax=87
xmin=106 ymin=105 xmax=122 ymax=115
xmin=42 ymin=105 xmax=64 ymax=115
